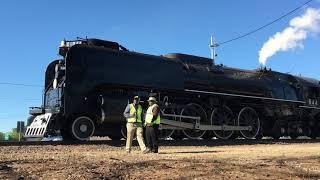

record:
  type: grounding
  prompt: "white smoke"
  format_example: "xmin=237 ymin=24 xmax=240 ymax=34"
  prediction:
xmin=259 ymin=8 xmax=320 ymax=65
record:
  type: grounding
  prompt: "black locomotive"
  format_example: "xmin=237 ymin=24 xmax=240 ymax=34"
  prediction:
xmin=24 ymin=38 xmax=320 ymax=141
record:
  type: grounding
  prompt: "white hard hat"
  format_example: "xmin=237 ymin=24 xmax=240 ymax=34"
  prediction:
xmin=147 ymin=97 xmax=157 ymax=102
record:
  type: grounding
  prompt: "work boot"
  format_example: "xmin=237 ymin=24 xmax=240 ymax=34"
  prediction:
xmin=152 ymin=148 xmax=158 ymax=153
xmin=142 ymin=148 xmax=151 ymax=154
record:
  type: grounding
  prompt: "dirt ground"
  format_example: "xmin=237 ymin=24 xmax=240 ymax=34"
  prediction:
xmin=0 ymin=141 xmax=320 ymax=180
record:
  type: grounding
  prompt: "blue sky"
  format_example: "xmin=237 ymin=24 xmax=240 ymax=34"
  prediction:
xmin=0 ymin=0 xmax=319 ymax=132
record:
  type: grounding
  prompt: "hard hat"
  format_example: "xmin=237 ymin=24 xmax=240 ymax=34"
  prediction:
xmin=147 ymin=97 xmax=157 ymax=102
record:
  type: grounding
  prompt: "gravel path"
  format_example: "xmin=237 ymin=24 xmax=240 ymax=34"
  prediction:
xmin=0 ymin=142 xmax=319 ymax=179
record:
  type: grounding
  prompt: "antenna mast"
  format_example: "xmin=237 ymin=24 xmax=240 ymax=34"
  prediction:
xmin=209 ymin=35 xmax=219 ymax=65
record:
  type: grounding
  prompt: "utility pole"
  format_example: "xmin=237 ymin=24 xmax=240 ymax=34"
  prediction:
xmin=209 ymin=36 xmax=219 ymax=65
xmin=17 ymin=121 xmax=24 ymax=142
xmin=18 ymin=122 xmax=21 ymax=142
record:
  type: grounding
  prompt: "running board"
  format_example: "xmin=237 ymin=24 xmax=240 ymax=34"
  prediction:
xmin=24 ymin=113 xmax=52 ymax=138
xmin=160 ymin=115 xmax=252 ymax=131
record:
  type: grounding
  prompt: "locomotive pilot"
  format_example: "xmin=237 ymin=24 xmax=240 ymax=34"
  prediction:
xmin=144 ymin=96 xmax=161 ymax=153
xmin=123 ymin=96 xmax=149 ymax=153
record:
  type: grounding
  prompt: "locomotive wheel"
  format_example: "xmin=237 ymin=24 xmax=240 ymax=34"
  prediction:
xmin=290 ymin=134 xmax=299 ymax=139
xmin=60 ymin=128 xmax=72 ymax=141
xmin=210 ymin=106 xmax=235 ymax=139
xmin=272 ymin=135 xmax=281 ymax=139
xmin=158 ymin=128 xmax=175 ymax=140
xmin=108 ymin=127 xmax=123 ymax=140
xmin=228 ymin=133 xmax=239 ymax=140
xmin=238 ymin=107 xmax=260 ymax=139
xmin=180 ymin=103 xmax=207 ymax=139
xmin=108 ymin=134 xmax=122 ymax=140
xmin=159 ymin=108 xmax=176 ymax=139
xmin=71 ymin=116 xmax=95 ymax=141
xmin=314 ymin=115 xmax=320 ymax=138
xmin=310 ymin=121 xmax=319 ymax=139
xmin=202 ymin=131 xmax=214 ymax=140
xmin=255 ymin=134 xmax=263 ymax=140
xmin=171 ymin=131 xmax=184 ymax=140
xmin=121 ymin=124 xmax=127 ymax=139
xmin=271 ymin=127 xmax=281 ymax=139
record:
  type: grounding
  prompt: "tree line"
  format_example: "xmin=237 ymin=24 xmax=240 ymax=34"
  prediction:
xmin=0 ymin=128 xmax=23 ymax=141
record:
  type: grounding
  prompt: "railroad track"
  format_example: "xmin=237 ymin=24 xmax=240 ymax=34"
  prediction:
xmin=0 ymin=138 xmax=319 ymax=147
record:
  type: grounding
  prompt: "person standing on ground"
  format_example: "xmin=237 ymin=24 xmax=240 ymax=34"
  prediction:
xmin=123 ymin=96 xmax=149 ymax=153
xmin=145 ymin=96 xmax=161 ymax=153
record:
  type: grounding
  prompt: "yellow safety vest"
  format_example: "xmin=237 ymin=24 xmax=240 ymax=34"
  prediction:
xmin=145 ymin=104 xmax=161 ymax=125
xmin=127 ymin=104 xmax=142 ymax=123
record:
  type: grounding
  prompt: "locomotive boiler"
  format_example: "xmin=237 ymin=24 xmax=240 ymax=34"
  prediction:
xmin=24 ymin=38 xmax=320 ymax=141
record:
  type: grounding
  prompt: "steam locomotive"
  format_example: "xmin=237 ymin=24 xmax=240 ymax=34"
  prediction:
xmin=24 ymin=38 xmax=320 ymax=141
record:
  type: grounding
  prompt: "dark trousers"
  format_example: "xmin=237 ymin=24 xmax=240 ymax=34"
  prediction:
xmin=145 ymin=125 xmax=159 ymax=153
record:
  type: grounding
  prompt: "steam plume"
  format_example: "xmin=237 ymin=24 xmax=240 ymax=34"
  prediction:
xmin=259 ymin=8 xmax=320 ymax=65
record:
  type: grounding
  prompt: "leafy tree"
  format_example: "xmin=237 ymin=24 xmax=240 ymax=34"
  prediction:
xmin=0 ymin=132 xmax=4 ymax=141
xmin=9 ymin=128 xmax=23 ymax=141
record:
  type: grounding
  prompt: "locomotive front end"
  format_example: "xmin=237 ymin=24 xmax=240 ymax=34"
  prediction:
xmin=23 ymin=39 xmax=80 ymax=140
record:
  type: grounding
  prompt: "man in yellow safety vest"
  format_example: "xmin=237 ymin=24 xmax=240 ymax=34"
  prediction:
xmin=123 ymin=96 xmax=149 ymax=153
xmin=145 ymin=96 xmax=161 ymax=153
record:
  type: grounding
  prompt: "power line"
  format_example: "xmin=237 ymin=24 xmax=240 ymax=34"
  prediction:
xmin=218 ymin=0 xmax=314 ymax=46
xmin=0 ymin=99 xmax=41 ymax=102
xmin=0 ymin=1 xmax=316 ymax=88
xmin=0 ymin=82 xmax=43 ymax=88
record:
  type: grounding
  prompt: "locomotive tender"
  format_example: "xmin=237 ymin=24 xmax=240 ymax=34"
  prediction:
xmin=24 ymin=38 xmax=320 ymax=141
